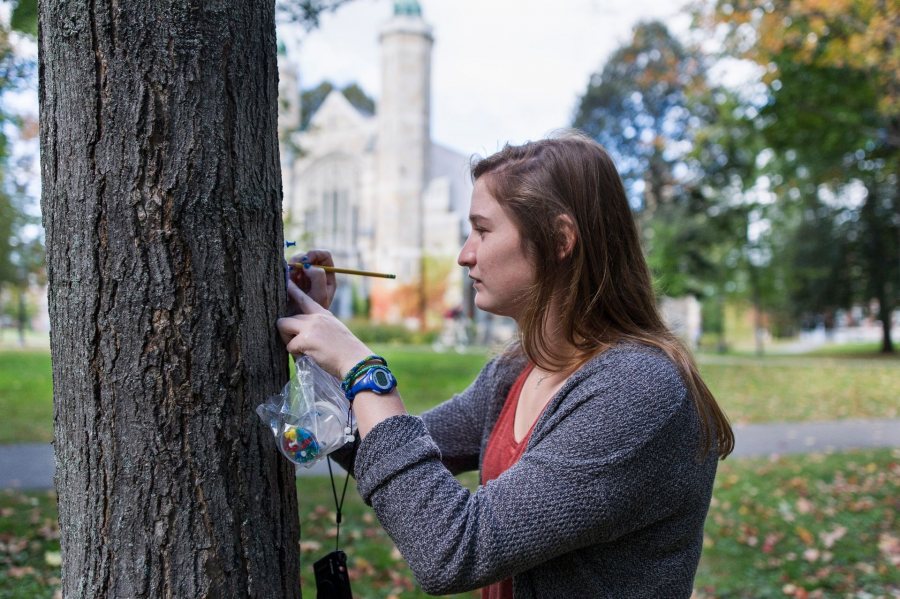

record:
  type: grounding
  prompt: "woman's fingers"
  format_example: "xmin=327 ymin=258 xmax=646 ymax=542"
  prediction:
xmin=276 ymin=309 xmax=372 ymax=377
xmin=277 ymin=315 xmax=316 ymax=355
xmin=277 ymin=315 xmax=307 ymax=341
xmin=286 ymin=280 xmax=328 ymax=315
xmin=301 ymin=249 xmax=335 ymax=268
xmin=285 ymin=333 xmax=307 ymax=356
xmin=288 ymin=250 xmax=336 ymax=309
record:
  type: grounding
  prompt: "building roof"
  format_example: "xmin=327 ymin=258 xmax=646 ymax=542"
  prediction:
xmin=393 ymin=0 xmax=422 ymax=17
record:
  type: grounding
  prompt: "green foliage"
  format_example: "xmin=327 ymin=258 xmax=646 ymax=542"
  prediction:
xmin=573 ymin=20 xmax=708 ymax=213
xmin=700 ymin=0 xmax=900 ymax=353
xmin=299 ymin=80 xmax=375 ymax=130
xmin=645 ymin=197 xmax=724 ymax=298
xmin=572 ymin=21 xmax=744 ymax=309
xmin=0 ymin=5 xmax=43 ymax=302
xmin=9 ymin=0 xmax=37 ymax=37
xmin=276 ymin=0 xmax=354 ymax=31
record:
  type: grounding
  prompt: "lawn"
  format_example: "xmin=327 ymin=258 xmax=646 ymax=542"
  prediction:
xmin=697 ymin=355 xmax=899 ymax=425
xmin=3 ymin=449 xmax=897 ymax=597
xmin=1 ymin=346 xmax=898 ymax=596
xmin=0 ymin=352 xmax=53 ymax=444
xmin=2 ymin=346 xmax=896 ymax=444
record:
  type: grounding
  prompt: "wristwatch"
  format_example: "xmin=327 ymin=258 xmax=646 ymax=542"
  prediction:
xmin=346 ymin=365 xmax=397 ymax=402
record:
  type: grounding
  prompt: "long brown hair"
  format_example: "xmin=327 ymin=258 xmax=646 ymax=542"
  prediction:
xmin=471 ymin=131 xmax=734 ymax=459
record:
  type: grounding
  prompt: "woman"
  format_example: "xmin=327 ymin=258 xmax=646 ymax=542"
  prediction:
xmin=277 ymin=132 xmax=734 ymax=598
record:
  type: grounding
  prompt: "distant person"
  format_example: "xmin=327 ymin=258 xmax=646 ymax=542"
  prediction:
xmin=277 ymin=131 xmax=734 ymax=597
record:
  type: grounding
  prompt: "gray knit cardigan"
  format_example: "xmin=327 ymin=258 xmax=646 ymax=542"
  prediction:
xmin=332 ymin=343 xmax=718 ymax=598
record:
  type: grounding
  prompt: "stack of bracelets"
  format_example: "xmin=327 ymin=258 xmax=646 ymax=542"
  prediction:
xmin=340 ymin=354 xmax=397 ymax=402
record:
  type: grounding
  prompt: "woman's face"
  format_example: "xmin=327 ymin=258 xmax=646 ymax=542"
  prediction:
xmin=457 ymin=178 xmax=536 ymax=320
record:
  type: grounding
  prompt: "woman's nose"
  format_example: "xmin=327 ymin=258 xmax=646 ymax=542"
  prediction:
xmin=457 ymin=237 xmax=475 ymax=267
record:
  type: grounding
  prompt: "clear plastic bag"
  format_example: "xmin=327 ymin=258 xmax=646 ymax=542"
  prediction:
xmin=257 ymin=356 xmax=356 ymax=468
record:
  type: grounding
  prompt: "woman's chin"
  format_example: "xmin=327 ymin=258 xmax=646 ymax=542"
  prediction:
xmin=475 ymin=295 xmax=512 ymax=318
xmin=473 ymin=295 xmax=493 ymax=314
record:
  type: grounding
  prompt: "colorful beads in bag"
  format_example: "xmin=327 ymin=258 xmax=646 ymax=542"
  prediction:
xmin=256 ymin=355 xmax=356 ymax=468
xmin=282 ymin=425 xmax=320 ymax=464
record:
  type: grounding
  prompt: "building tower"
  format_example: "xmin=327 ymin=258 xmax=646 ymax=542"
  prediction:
xmin=277 ymin=39 xmax=301 ymax=236
xmin=371 ymin=0 xmax=434 ymax=323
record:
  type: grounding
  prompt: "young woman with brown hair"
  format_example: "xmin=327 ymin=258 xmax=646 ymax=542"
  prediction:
xmin=277 ymin=131 xmax=733 ymax=598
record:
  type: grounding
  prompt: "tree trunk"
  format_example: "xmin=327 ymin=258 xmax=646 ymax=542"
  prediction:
xmin=16 ymin=286 xmax=26 ymax=346
xmin=861 ymin=183 xmax=896 ymax=354
xmin=39 ymin=1 xmax=300 ymax=597
xmin=878 ymin=300 xmax=894 ymax=353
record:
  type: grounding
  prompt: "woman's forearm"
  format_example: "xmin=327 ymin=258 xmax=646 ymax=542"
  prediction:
xmin=351 ymin=390 xmax=407 ymax=438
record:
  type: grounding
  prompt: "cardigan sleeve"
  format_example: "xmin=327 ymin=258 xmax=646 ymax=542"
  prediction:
xmin=352 ymin=349 xmax=714 ymax=595
xmin=327 ymin=354 xmax=516 ymax=477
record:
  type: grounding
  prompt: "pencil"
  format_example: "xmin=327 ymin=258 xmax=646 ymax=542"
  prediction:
xmin=289 ymin=263 xmax=396 ymax=279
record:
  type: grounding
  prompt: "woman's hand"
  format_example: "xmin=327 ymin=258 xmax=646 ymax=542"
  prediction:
xmin=278 ymin=280 xmax=372 ymax=379
xmin=286 ymin=249 xmax=336 ymax=314
xmin=280 ymin=276 xmax=408 ymax=439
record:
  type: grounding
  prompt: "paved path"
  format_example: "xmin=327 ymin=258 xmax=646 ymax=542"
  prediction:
xmin=2 ymin=419 xmax=898 ymax=490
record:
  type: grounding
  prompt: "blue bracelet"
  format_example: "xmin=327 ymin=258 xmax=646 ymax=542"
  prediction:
xmin=340 ymin=354 xmax=387 ymax=393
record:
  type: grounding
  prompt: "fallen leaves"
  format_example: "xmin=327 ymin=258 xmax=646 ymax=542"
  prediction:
xmin=877 ymin=533 xmax=900 ymax=567
xmin=43 ymin=550 xmax=61 ymax=566
xmin=5 ymin=565 xmax=36 ymax=580
xmin=818 ymin=525 xmax=847 ymax=549
xmin=1 ymin=490 xmax=62 ymax=593
xmin=696 ymin=448 xmax=900 ymax=597
xmin=795 ymin=526 xmax=815 ymax=547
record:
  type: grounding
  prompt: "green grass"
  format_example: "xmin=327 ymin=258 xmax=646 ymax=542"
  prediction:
xmin=4 ymin=450 xmax=897 ymax=597
xmin=296 ymin=470 xmax=481 ymax=598
xmin=800 ymin=341 xmax=899 ymax=360
xmin=0 ymin=490 xmax=60 ymax=599
xmin=372 ymin=345 xmax=490 ymax=415
xmin=1 ymin=345 xmax=898 ymax=444
xmin=0 ymin=351 xmax=53 ymax=444
xmin=695 ymin=448 xmax=900 ymax=597
xmin=698 ymin=356 xmax=900 ymax=425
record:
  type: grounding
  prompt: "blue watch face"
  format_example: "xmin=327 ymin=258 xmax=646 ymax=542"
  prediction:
xmin=373 ymin=368 xmax=391 ymax=389
xmin=348 ymin=366 xmax=396 ymax=400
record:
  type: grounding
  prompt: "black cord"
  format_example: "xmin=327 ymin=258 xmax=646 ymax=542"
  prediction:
xmin=326 ymin=406 xmax=353 ymax=552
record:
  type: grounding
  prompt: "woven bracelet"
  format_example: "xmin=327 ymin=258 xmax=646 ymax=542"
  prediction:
xmin=340 ymin=354 xmax=387 ymax=392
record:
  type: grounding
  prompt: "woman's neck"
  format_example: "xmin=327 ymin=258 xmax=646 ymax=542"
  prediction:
xmin=518 ymin=298 xmax=582 ymax=375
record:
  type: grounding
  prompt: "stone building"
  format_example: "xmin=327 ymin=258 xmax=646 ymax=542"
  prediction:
xmin=279 ymin=0 xmax=473 ymax=327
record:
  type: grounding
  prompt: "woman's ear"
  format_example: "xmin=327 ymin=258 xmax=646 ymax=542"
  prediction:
xmin=556 ymin=214 xmax=577 ymax=261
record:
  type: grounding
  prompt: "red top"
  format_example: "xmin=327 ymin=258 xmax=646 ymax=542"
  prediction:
xmin=480 ymin=364 xmax=540 ymax=599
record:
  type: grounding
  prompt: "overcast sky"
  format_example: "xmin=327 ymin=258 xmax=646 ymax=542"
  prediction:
xmin=2 ymin=0 xmax=697 ymax=191
xmin=281 ymin=0 xmax=693 ymax=158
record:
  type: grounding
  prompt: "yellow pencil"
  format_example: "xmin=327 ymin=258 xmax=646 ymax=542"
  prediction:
xmin=289 ymin=263 xmax=396 ymax=279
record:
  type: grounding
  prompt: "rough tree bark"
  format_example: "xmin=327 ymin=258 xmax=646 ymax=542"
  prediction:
xmin=39 ymin=1 xmax=300 ymax=596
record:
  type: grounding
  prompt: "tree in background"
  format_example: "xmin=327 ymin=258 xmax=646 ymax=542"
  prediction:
xmin=574 ymin=21 xmax=708 ymax=218
xmin=573 ymin=20 xmax=748 ymax=336
xmin=0 ymin=0 xmax=42 ymax=342
xmin=684 ymin=87 xmax=777 ymax=352
xmin=299 ymin=79 xmax=375 ymax=131
xmin=703 ymin=0 xmax=899 ymax=352
xmin=277 ymin=0 xmax=354 ymax=30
